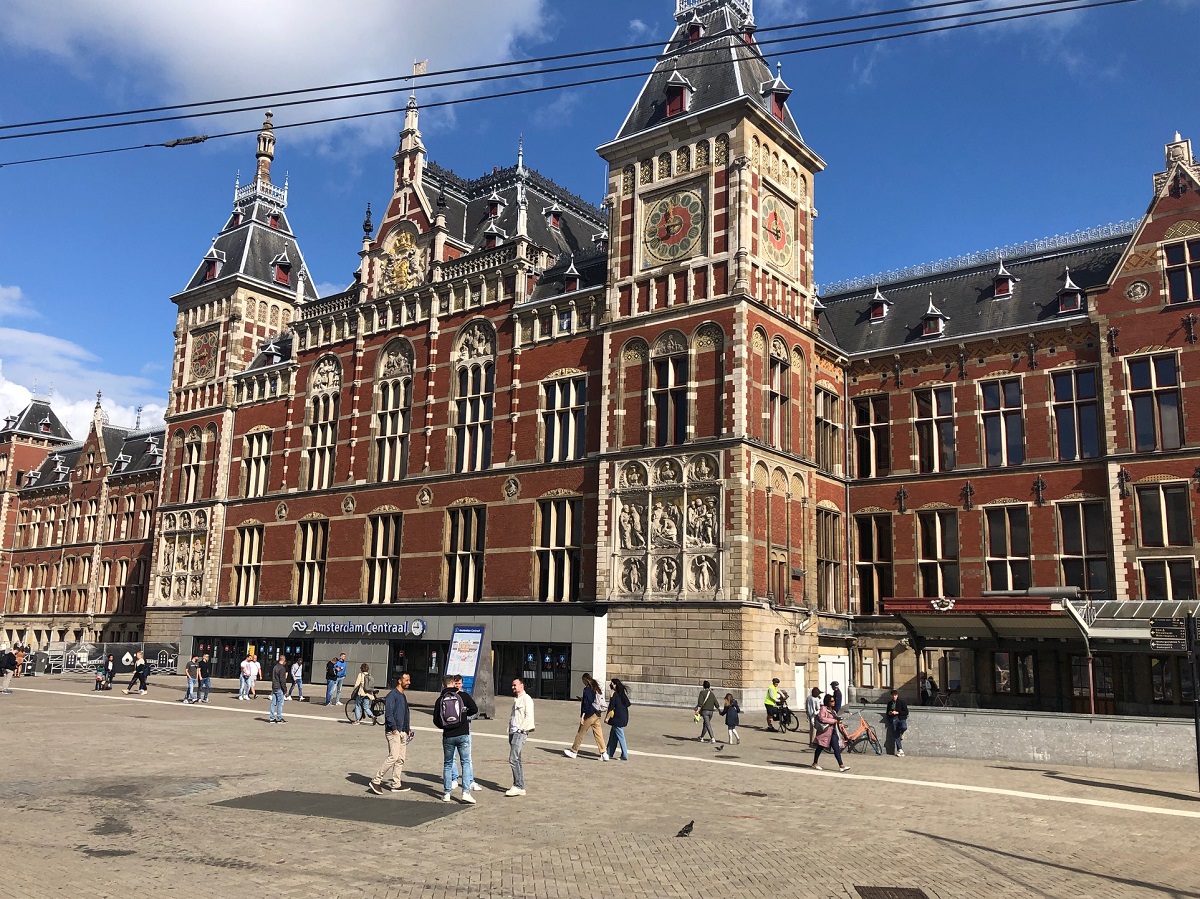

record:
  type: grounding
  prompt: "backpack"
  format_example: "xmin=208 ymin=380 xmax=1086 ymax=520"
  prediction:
xmin=438 ymin=691 xmax=465 ymax=728
xmin=591 ymin=689 xmax=608 ymax=715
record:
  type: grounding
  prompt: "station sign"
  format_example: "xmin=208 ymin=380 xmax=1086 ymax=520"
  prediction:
xmin=291 ymin=618 xmax=427 ymax=637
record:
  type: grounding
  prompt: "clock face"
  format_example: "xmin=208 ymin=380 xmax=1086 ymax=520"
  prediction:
xmin=760 ymin=194 xmax=794 ymax=270
xmin=190 ymin=330 xmax=219 ymax=381
xmin=643 ymin=189 xmax=705 ymax=266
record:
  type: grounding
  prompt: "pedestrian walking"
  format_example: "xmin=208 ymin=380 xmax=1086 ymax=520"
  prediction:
xmin=563 ymin=673 xmax=608 ymax=760
xmin=434 ymin=674 xmax=480 ymax=803
xmin=13 ymin=645 xmax=26 ymax=678
xmin=886 ymin=688 xmax=909 ymax=756
xmin=812 ymin=694 xmax=850 ymax=772
xmin=721 ymin=693 xmax=741 ymax=745
xmin=506 ymin=676 xmax=535 ymax=795
xmin=183 ymin=655 xmax=200 ymax=703
xmin=324 ymin=656 xmax=339 ymax=705
xmin=831 ymin=681 xmax=843 ymax=712
xmin=805 ymin=687 xmax=823 ymax=746
xmin=197 ymin=653 xmax=211 ymax=702
xmin=248 ymin=654 xmax=262 ymax=698
xmin=238 ymin=654 xmax=254 ymax=700
xmin=333 ymin=653 xmax=348 ymax=704
xmin=368 ymin=673 xmax=413 ymax=794
xmin=287 ymin=658 xmax=304 ymax=701
xmin=0 ymin=644 xmax=16 ymax=694
xmin=268 ymin=654 xmax=288 ymax=723
xmin=919 ymin=672 xmax=933 ymax=705
xmin=103 ymin=654 xmax=116 ymax=689
xmin=764 ymin=677 xmax=783 ymax=731
xmin=605 ymin=678 xmax=631 ymax=761
xmin=123 ymin=652 xmax=147 ymax=694
xmin=694 ymin=680 xmax=720 ymax=742
xmin=447 ymin=674 xmax=482 ymax=794
xmin=350 ymin=663 xmax=375 ymax=723
xmin=924 ymin=673 xmax=939 ymax=705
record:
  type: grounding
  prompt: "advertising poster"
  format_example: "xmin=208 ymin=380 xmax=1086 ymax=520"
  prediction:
xmin=445 ymin=625 xmax=485 ymax=695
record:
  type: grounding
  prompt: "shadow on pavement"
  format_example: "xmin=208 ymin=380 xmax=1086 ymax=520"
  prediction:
xmin=1043 ymin=771 xmax=1200 ymax=804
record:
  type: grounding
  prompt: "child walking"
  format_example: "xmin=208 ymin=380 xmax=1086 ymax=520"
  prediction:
xmin=721 ymin=693 xmax=741 ymax=745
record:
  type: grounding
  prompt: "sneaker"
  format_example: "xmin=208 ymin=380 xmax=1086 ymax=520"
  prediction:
xmin=505 ymin=787 xmax=526 ymax=797
xmin=811 ymin=764 xmax=823 ymax=770
xmin=450 ymin=779 xmax=458 ymax=790
xmin=896 ymin=749 xmax=905 ymax=757
xmin=441 ymin=793 xmax=452 ymax=802
xmin=563 ymin=749 xmax=577 ymax=759
xmin=387 ymin=785 xmax=410 ymax=793
xmin=460 ymin=792 xmax=476 ymax=805
xmin=278 ymin=718 xmax=286 ymax=723
xmin=469 ymin=783 xmax=482 ymax=792
xmin=201 ymin=699 xmax=209 ymax=703
xmin=368 ymin=781 xmax=384 ymax=795
xmin=600 ymin=753 xmax=610 ymax=761
xmin=284 ymin=696 xmax=291 ymax=701
xmin=840 ymin=766 xmax=851 ymax=773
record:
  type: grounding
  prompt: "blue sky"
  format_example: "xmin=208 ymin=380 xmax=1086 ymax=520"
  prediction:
xmin=0 ymin=0 xmax=1197 ymax=438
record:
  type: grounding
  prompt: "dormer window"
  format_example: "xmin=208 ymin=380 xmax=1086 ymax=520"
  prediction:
xmin=923 ymin=318 xmax=944 ymax=337
xmin=204 ymin=260 xmax=219 ymax=281
xmin=1057 ymin=268 xmax=1084 ymax=314
xmin=868 ymin=286 xmax=892 ymax=321
xmin=272 ymin=252 xmax=292 ymax=285
xmin=231 ymin=212 xmax=242 ymax=227
xmin=24 ymin=470 xmax=40 ymax=486
xmin=113 ymin=452 xmax=131 ymax=473
xmin=686 ymin=12 xmax=704 ymax=44
xmin=761 ymin=64 xmax=792 ymax=123
xmin=485 ymin=233 xmax=498 ymax=250
xmin=665 ymin=68 xmax=694 ymax=119
xmin=269 ymin=212 xmax=281 ymax=229
xmin=921 ymin=295 xmax=948 ymax=338
xmin=487 ymin=189 xmax=505 ymax=219
xmin=564 ymin=259 xmax=581 ymax=293
xmin=483 ymin=220 xmax=504 ymax=250
xmin=545 ymin=204 xmax=563 ymax=230
xmin=39 ymin=416 xmax=51 ymax=434
xmin=993 ymin=259 xmax=1016 ymax=298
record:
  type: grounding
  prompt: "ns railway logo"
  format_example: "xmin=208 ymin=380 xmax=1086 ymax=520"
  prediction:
xmin=291 ymin=618 xmax=427 ymax=637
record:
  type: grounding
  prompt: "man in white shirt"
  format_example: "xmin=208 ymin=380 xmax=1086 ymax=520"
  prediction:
xmin=238 ymin=655 xmax=253 ymax=700
xmin=506 ymin=677 xmax=535 ymax=797
xmin=248 ymin=655 xmax=262 ymax=698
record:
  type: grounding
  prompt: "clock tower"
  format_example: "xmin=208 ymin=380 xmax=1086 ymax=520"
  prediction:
xmin=595 ymin=0 xmax=832 ymax=705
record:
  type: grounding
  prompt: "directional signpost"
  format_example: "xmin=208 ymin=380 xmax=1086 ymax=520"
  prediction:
xmin=1150 ymin=617 xmax=1187 ymax=652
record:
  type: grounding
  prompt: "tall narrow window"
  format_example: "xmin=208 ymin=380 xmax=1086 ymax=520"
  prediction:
xmin=855 ymin=514 xmax=893 ymax=615
xmin=242 ymin=431 xmax=272 ymax=498
xmin=1129 ymin=354 xmax=1183 ymax=452
xmin=652 ymin=339 xmax=689 ymax=447
xmin=543 ymin=376 xmax=587 ymax=463
xmin=69 ymin=501 xmax=82 ymax=543
xmin=181 ymin=431 xmax=202 ymax=502
xmin=537 ymin=498 xmax=582 ymax=601
xmin=98 ymin=560 xmax=112 ymax=613
xmin=767 ymin=343 xmax=790 ymax=450
xmin=815 ymin=388 xmax=842 ymax=475
xmin=918 ymin=510 xmax=960 ymax=597
xmin=982 ymin=377 xmax=1025 ymax=467
xmin=122 ymin=496 xmax=134 ymax=540
xmin=1137 ymin=483 xmax=1193 ymax=547
xmin=365 ymin=513 xmax=403 ymax=604
xmin=1053 ymin=369 xmax=1100 ymax=461
xmin=986 ymin=505 xmax=1031 ymax=591
xmin=454 ymin=323 xmax=495 ymax=473
xmin=853 ymin=395 xmax=890 ymax=478
xmin=816 ymin=508 xmax=842 ymax=613
xmin=234 ymin=525 xmax=264 ymax=606
xmin=446 ymin=506 xmax=486 ymax=602
xmin=306 ymin=357 xmax=341 ymax=491
xmin=1059 ymin=501 xmax=1110 ymax=600
xmin=105 ymin=498 xmax=119 ymax=541
xmin=296 ymin=519 xmax=328 ymax=605
xmin=139 ymin=493 xmax=154 ymax=538
xmin=376 ymin=376 xmax=412 ymax=481
xmin=1165 ymin=239 xmax=1200 ymax=304
xmin=84 ymin=500 xmax=98 ymax=542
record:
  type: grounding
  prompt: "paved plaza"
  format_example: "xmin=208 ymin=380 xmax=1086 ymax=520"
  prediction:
xmin=2 ymin=674 xmax=1199 ymax=898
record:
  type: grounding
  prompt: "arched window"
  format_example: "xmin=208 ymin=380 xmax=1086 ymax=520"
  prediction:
xmin=180 ymin=428 xmax=202 ymax=503
xmin=768 ymin=337 xmax=791 ymax=450
xmin=454 ymin=322 xmax=495 ymax=473
xmin=306 ymin=357 xmax=341 ymax=490
xmin=651 ymin=330 xmax=689 ymax=447
xmin=376 ymin=340 xmax=414 ymax=482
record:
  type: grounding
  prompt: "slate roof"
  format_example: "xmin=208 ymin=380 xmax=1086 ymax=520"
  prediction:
xmin=816 ymin=238 xmax=1127 ymax=356
xmin=19 ymin=425 xmax=165 ymax=490
xmin=528 ymin=245 xmax=608 ymax=303
xmin=0 ymin=399 xmax=73 ymax=442
xmin=612 ymin=1 xmax=804 ymax=144
xmin=243 ymin=332 xmax=295 ymax=372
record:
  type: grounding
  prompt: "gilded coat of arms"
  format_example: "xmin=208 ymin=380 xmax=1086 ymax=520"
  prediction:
xmin=380 ymin=231 xmax=426 ymax=294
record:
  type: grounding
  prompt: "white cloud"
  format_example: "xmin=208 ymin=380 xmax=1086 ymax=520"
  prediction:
xmin=0 ymin=326 xmax=166 ymax=440
xmin=628 ymin=18 xmax=652 ymax=40
xmin=0 ymin=284 xmax=36 ymax=320
xmin=0 ymin=1 xmax=550 ymax=148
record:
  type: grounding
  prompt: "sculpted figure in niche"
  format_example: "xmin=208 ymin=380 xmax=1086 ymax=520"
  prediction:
xmin=691 ymin=555 xmax=718 ymax=591
xmin=621 ymin=558 xmax=645 ymax=593
xmin=692 ymin=456 xmax=715 ymax=481
xmin=657 ymin=460 xmax=679 ymax=484
xmin=190 ymin=539 xmax=205 ymax=571
xmin=623 ymin=464 xmax=645 ymax=487
xmin=651 ymin=500 xmax=682 ymax=547
xmin=686 ymin=496 xmax=718 ymax=547
xmin=618 ymin=501 xmax=646 ymax=550
xmin=381 ymin=345 xmax=412 ymax=377
xmin=655 ymin=556 xmax=680 ymax=592
xmin=458 ymin=323 xmax=494 ymax=361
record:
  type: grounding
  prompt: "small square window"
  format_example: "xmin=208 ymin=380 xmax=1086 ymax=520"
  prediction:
xmin=995 ymin=277 xmax=1012 ymax=297
xmin=1059 ymin=291 xmax=1082 ymax=313
xmin=275 ymin=264 xmax=290 ymax=285
xmin=870 ymin=303 xmax=886 ymax=320
xmin=923 ymin=318 xmax=943 ymax=336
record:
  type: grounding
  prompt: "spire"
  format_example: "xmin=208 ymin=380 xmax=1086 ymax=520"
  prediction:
xmin=256 ymin=111 xmax=276 ymax=184
xmin=518 ymin=134 xmax=525 ymax=173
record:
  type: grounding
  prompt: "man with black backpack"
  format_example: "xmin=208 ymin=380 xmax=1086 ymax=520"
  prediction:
xmin=433 ymin=674 xmax=479 ymax=804
xmin=0 ymin=643 xmax=17 ymax=694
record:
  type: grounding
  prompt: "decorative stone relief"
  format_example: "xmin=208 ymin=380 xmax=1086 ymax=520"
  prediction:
xmin=676 ymin=146 xmax=690 ymax=173
xmin=752 ymin=330 xmax=766 ymax=353
xmin=690 ymin=555 xmax=718 ymax=592
xmin=381 ymin=342 xmax=413 ymax=377
xmin=195 ymin=511 xmax=207 ymax=527
xmin=684 ymin=495 xmax=718 ymax=547
xmin=341 ymin=494 xmax=357 ymax=515
xmin=456 ymin=321 xmax=495 ymax=361
xmin=1126 ymin=280 xmax=1150 ymax=302
xmin=620 ymin=557 xmax=645 ymax=593
xmin=654 ymin=556 xmax=681 ymax=592
xmin=690 ymin=456 xmax=717 ymax=481
xmin=1164 ymin=220 xmax=1200 ymax=240
xmin=658 ymin=153 xmax=671 ymax=180
xmin=1125 ymin=248 xmax=1157 ymax=271
xmin=621 ymin=462 xmax=647 ymax=488
xmin=275 ymin=501 xmax=289 ymax=521
xmin=715 ymin=134 xmax=729 ymax=166
xmin=695 ymin=324 xmax=723 ymax=350
xmin=650 ymin=498 xmax=683 ymax=547
xmin=310 ymin=357 xmax=341 ymax=394
xmin=622 ymin=165 xmax=635 ymax=194
xmin=695 ymin=140 xmax=710 ymax=168
xmin=416 ymin=487 xmax=433 ymax=507
xmin=622 ymin=341 xmax=648 ymax=363
xmin=380 ymin=230 xmax=427 ymax=294
xmin=617 ymin=499 xmax=647 ymax=549
xmin=640 ymin=159 xmax=653 ymax=185
xmin=180 ymin=512 xmax=192 ymax=529
xmin=653 ymin=331 xmax=686 ymax=357
xmin=655 ymin=459 xmax=682 ymax=485
xmin=503 ymin=477 xmax=520 ymax=500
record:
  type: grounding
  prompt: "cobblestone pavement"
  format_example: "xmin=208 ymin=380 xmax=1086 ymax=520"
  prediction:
xmin=3 ymin=675 xmax=1199 ymax=898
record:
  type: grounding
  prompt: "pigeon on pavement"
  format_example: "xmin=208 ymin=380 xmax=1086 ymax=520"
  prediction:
xmin=676 ymin=821 xmax=694 ymax=838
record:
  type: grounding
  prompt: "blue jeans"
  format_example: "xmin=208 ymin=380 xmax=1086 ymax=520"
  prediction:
xmin=239 ymin=675 xmax=252 ymax=699
xmin=334 ymin=676 xmax=346 ymax=703
xmin=606 ymin=726 xmax=628 ymax=760
xmin=325 ymin=680 xmax=336 ymax=704
xmin=443 ymin=734 xmax=474 ymax=794
xmin=269 ymin=688 xmax=285 ymax=721
xmin=288 ymin=679 xmax=303 ymax=699
xmin=184 ymin=677 xmax=197 ymax=702
xmin=356 ymin=695 xmax=372 ymax=720
xmin=198 ymin=677 xmax=210 ymax=701
xmin=890 ymin=718 xmax=907 ymax=752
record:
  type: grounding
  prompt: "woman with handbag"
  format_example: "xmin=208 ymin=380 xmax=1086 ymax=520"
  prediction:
xmin=122 ymin=652 xmax=147 ymax=695
xmin=351 ymin=663 xmax=374 ymax=723
xmin=812 ymin=694 xmax=850 ymax=773
xmin=563 ymin=674 xmax=608 ymax=760
xmin=604 ymin=679 xmax=632 ymax=761
xmin=694 ymin=680 xmax=720 ymax=742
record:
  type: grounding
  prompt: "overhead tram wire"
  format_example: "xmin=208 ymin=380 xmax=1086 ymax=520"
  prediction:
xmin=0 ymin=0 xmax=1090 ymax=134
xmin=0 ymin=0 xmax=1141 ymax=169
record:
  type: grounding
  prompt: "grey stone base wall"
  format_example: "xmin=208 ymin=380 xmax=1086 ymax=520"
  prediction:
xmin=623 ymin=680 xmax=761 ymax=710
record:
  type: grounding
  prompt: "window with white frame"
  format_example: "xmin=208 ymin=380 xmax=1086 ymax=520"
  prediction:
xmin=446 ymin=506 xmax=486 ymax=602
xmin=652 ymin=342 xmax=689 ymax=448
xmin=543 ymin=376 xmax=587 ymax=463
xmin=982 ymin=377 xmax=1025 ymax=467
xmin=767 ymin=341 xmax=790 ymax=450
xmin=139 ymin=493 xmax=153 ymax=538
xmin=307 ymin=393 xmax=338 ymax=490
xmin=855 ymin=513 xmax=892 ymax=615
xmin=181 ymin=432 xmax=202 ymax=502
xmin=121 ymin=496 xmax=134 ymax=540
xmin=880 ymin=650 xmax=893 ymax=688
xmin=1058 ymin=501 xmax=1110 ymax=600
xmin=296 ymin=519 xmax=328 ymax=605
xmin=1053 ymin=368 xmax=1100 ymax=461
xmin=1137 ymin=483 xmax=1193 ymax=547
xmin=815 ymin=388 xmax=842 ymax=475
xmin=84 ymin=500 xmax=98 ymax=542
xmin=537 ymin=498 xmax=583 ymax=601
xmin=1141 ymin=558 xmax=1197 ymax=601
xmin=986 ymin=505 xmax=1031 ymax=591
xmin=99 ymin=560 xmax=112 ymax=613
xmin=1128 ymin=354 xmax=1183 ymax=452
xmin=234 ymin=524 xmax=264 ymax=606
xmin=455 ymin=361 xmax=494 ymax=472
xmin=1165 ymin=238 xmax=1200 ymax=305
xmin=853 ymin=394 xmax=890 ymax=478
xmin=861 ymin=650 xmax=875 ymax=688
xmin=375 ymin=374 xmax=412 ymax=482
xmin=918 ymin=509 xmax=960 ymax=597
xmin=365 ymin=513 xmax=402 ymax=604
xmin=816 ymin=507 xmax=843 ymax=612
xmin=105 ymin=498 xmax=119 ymax=541
xmin=915 ymin=386 xmax=955 ymax=472
xmin=242 ymin=431 xmax=272 ymax=498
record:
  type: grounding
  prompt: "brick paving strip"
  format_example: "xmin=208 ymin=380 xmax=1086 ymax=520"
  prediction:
xmin=3 ymin=678 xmax=1199 ymax=898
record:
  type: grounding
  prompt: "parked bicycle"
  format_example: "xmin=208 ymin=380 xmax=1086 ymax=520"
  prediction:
xmin=775 ymin=691 xmax=803 ymax=733
xmin=344 ymin=689 xmax=386 ymax=725
xmin=932 ymin=692 xmax=958 ymax=708
xmin=840 ymin=711 xmax=883 ymax=755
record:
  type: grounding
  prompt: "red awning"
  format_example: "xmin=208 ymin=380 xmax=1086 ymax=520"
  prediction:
xmin=882 ymin=596 xmax=1086 ymax=643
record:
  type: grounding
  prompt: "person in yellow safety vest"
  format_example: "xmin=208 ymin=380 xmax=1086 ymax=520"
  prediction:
xmin=764 ymin=678 xmax=782 ymax=732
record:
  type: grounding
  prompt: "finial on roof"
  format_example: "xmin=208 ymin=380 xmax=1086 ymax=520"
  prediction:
xmin=363 ymin=202 xmax=373 ymax=237
xmin=996 ymin=257 xmax=1013 ymax=279
xmin=1177 ymin=131 xmax=1183 ymax=142
xmin=256 ymin=110 xmax=276 ymax=184
xmin=94 ymin=390 xmax=102 ymax=409
xmin=134 ymin=405 xmax=142 ymax=429
xmin=518 ymin=134 xmax=525 ymax=173
xmin=1061 ymin=266 xmax=1081 ymax=292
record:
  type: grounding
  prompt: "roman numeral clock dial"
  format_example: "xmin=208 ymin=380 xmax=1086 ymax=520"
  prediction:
xmin=760 ymin=193 xmax=794 ymax=270
xmin=643 ymin=189 xmax=705 ymax=266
